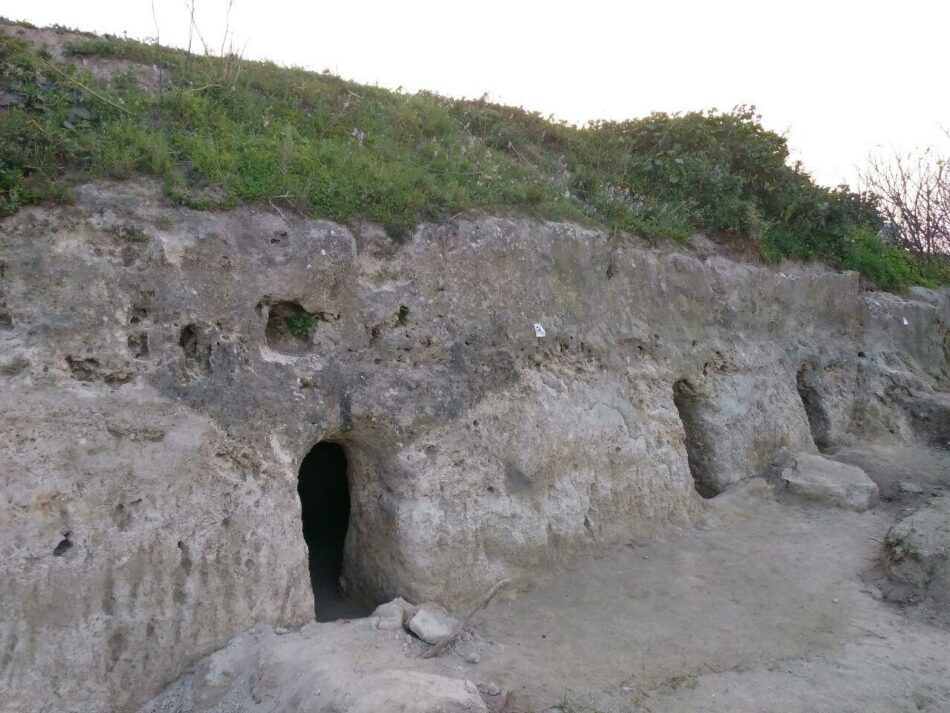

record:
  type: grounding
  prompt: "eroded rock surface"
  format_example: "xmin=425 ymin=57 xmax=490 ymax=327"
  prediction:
xmin=0 ymin=180 xmax=947 ymax=712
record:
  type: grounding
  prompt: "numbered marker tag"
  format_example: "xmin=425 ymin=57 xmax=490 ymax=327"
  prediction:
xmin=533 ymin=323 xmax=546 ymax=338
xmin=902 ymin=317 xmax=909 ymax=326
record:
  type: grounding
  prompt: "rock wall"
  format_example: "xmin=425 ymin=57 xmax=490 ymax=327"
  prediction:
xmin=0 ymin=181 xmax=947 ymax=713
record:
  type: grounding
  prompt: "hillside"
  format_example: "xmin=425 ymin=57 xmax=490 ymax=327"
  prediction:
xmin=2 ymin=20 xmax=950 ymax=713
xmin=1 ymin=19 xmax=944 ymax=290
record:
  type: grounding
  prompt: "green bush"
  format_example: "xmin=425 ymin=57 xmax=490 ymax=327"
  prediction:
xmin=840 ymin=228 xmax=914 ymax=291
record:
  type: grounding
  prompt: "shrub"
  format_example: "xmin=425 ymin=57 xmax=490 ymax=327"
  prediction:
xmin=840 ymin=228 xmax=914 ymax=291
xmin=284 ymin=308 xmax=317 ymax=341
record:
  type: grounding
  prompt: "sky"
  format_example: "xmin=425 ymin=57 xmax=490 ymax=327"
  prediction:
xmin=5 ymin=0 xmax=949 ymax=187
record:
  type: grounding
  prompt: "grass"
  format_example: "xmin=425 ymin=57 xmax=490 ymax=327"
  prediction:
xmin=1 ymin=19 xmax=946 ymax=290
xmin=284 ymin=307 xmax=317 ymax=341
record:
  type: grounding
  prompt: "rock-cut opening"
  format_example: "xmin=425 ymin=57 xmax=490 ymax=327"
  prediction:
xmin=179 ymin=323 xmax=211 ymax=373
xmin=297 ymin=441 xmax=368 ymax=621
xmin=672 ymin=378 xmax=719 ymax=499
xmin=796 ymin=363 xmax=831 ymax=450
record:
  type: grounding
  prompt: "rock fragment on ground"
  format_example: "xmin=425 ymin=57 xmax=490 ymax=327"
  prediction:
xmin=372 ymin=596 xmax=417 ymax=631
xmin=781 ymin=452 xmax=879 ymax=511
xmin=407 ymin=602 xmax=460 ymax=644
xmin=453 ymin=630 xmax=484 ymax=664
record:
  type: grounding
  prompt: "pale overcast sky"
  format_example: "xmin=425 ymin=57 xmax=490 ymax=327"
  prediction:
xmin=5 ymin=0 xmax=949 ymax=186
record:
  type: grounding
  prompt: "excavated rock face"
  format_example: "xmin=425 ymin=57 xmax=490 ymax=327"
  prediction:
xmin=0 ymin=180 xmax=947 ymax=713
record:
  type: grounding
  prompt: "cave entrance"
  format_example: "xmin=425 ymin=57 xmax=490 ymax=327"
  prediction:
xmin=672 ymin=378 xmax=719 ymax=499
xmin=796 ymin=364 xmax=831 ymax=450
xmin=297 ymin=441 xmax=368 ymax=621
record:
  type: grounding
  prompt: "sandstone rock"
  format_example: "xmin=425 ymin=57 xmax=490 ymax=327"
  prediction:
xmin=1 ymin=181 xmax=946 ymax=712
xmin=138 ymin=622 xmax=488 ymax=713
xmin=781 ymin=453 xmax=879 ymax=511
xmin=898 ymin=481 xmax=925 ymax=495
xmin=372 ymin=597 xmax=417 ymax=631
xmin=883 ymin=497 xmax=950 ymax=602
xmin=408 ymin=603 xmax=460 ymax=644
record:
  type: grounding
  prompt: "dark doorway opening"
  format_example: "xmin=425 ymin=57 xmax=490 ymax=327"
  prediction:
xmin=297 ymin=441 xmax=367 ymax=621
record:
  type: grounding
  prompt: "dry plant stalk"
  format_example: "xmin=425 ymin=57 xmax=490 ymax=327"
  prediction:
xmin=419 ymin=578 xmax=511 ymax=659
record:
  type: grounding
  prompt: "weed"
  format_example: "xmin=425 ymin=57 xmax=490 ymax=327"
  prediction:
xmin=285 ymin=309 xmax=316 ymax=340
xmin=109 ymin=223 xmax=147 ymax=242
xmin=372 ymin=267 xmax=399 ymax=284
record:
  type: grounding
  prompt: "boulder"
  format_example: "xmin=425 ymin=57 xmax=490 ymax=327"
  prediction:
xmin=139 ymin=623 xmax=488 ymax=713
xmin=371 ymin=597 xmax=417 ymax=631
xmin=781 ymin=453 xmax=879 ymax=511
xmin=408 ymin=603 xmax=460 ymax=644
xmin=883 ymin=496 xmax=950 ymax=602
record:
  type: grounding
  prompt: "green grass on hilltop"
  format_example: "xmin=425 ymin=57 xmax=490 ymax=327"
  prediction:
xmin=0 ymin=20 xmax=945 ymax=290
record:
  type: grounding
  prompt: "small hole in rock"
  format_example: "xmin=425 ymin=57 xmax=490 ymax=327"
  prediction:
xmin=53 ymin=534 xmax=72 ymax=556
xmin=265 ymin=302 xmax=317 ymax=354
xmin=0 ymin=307 xmax=13 ymax=330
xmin=128 ymin=333 xmax=149 ymax=359
xmin=179 ymin=324 xmax=211 ymax=373
xmin=66 ymin=356 xmax=100 ymax=382
xmin=129 ymin=306 xmax=148 ymax=324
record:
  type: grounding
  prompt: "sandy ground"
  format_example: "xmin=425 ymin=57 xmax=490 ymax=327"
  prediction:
xmin=426 ymin=445 xmax=950 ymax=712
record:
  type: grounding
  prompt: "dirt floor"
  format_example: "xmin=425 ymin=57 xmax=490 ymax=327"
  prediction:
xmin=422 ymin=444 xmax=950 ymax=712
